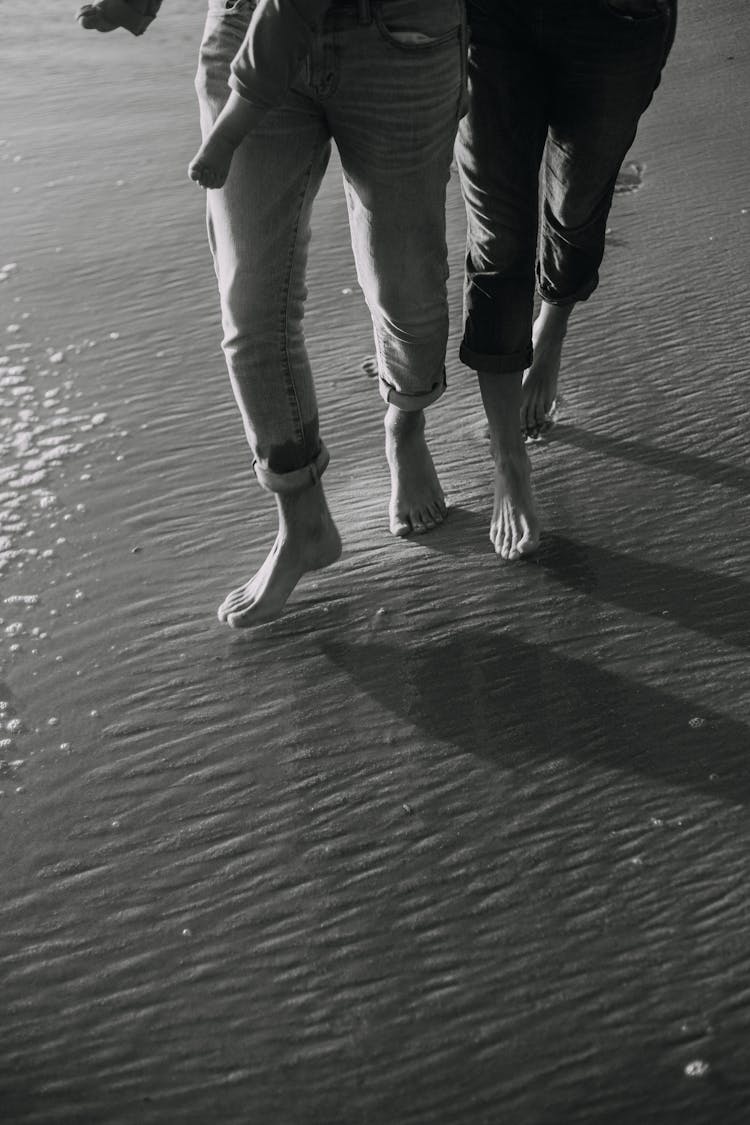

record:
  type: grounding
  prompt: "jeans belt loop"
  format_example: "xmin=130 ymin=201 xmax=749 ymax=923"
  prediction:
xmin=357 ymin=0 xmax=372 ymax=25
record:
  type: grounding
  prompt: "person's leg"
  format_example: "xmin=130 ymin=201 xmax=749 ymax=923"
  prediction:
xmin=523 ymin=0 xmax=677 ymax=436
xmin=195 ymin=0 xmax=340 ymax=627
xmin=477 ymin=371 xmax=540 ymax=559
xmin=327 ymin=0 xmax=465 ymax=536
xmin=455 ymin=0 xmax=546 ymax=556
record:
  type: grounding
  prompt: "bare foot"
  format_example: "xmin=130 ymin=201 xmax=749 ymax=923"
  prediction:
xmin=218 ymin=482 xmax=342 ymax=628
xmin=188 ymin=134 xmax=236 ymax=190
xmin=189 ymin=92 xmax=267 ymax=190
xmin=521 ymin=338 xmax=562 ymax=439
xmin=521 ymin=301 xmax=572 ymax=439
xmin=384 ymin=405 xmax=447 ymax=536
xmin=490 ymin=450 xmax=540 ymax=560
xmin=478 ymin=370 xmax=541 ymax=559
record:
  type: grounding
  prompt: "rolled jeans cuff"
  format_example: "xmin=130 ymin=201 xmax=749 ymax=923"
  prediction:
xmin=378 ymin=371 xmax=447 ymax=412
xmin=253 ymin=442 xmax=330 ymax=494
xmin=459 ymin=340 xmax=533 ymax=375
xmin=536 ymin=270 xmax=599 ymax=308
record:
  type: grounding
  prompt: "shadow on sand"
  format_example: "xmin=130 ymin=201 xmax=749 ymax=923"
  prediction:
xmin=551 ymin=423 xmax=750 ymax=493
xmin=535 ymin=531 xmax=750 ymax=651
xmin=320 ymin=620 xmax=749 ymax=807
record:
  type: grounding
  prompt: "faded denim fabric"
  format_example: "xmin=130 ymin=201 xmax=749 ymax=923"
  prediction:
xmin=195 ymin=0 xmax=465 ymax=489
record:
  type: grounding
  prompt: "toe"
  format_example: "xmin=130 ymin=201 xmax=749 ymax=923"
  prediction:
xmin=225 ymin=594 xmax=262 ymax=627
xmin=218 ymin=587 xmax=246 ymax=621
xmin=518 ymin=528 xmax=540 ymax=557
xmin=431 ymin=499 xmax=447 ymax=523
xmin=226 ymin=608 xmax=251 ymax=629
xmin=504 ymin=514 xmax=522 ymax=559
xmin=227 ymin=599 xmax=278 ymax=629
xmin=521 ymin=393 xmax=538 ymax=435
xmin=218 ymin=599 xmax=237 ymax=622
xmin=226 ymin=609 xmax=251 ymax=629
xmin=522 ymin=406 xmax=538 ymax=440
xmin=224 ymin=593 xmax=248 ymax=615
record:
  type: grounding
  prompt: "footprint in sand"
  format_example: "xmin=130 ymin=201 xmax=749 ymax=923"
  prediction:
xmin=615 ymin=160 xmax=645 ymax=194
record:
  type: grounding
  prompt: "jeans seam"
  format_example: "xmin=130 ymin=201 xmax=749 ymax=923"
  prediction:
xmin=456 ymin=14 xmax=469 ymax=119
xmin=306 ymin=32 xmax=340 ymax=99
xmin=280 ymin=146 xmax=324 ymax=460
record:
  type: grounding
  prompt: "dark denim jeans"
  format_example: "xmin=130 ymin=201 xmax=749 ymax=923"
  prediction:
xmin=456 ymin=0 xmax=677 ymax=374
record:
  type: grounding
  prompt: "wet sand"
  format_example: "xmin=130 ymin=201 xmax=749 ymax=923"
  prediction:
xmin=2 ymin=2 xmax=749 ymax=1123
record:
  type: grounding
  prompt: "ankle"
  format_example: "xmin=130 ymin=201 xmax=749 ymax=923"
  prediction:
xmin=384 ymin=405 xmax=425 ymax=438
xmin=484 ymin=412 xmax=526 ymax=458
xmin=536 ymin=301 xmax=572 ymax=340
xmin=496 ymin=441 xmax=528 ymax=467
xmin=276 ymin=480 xmax=327 ymax=523
xmin=492 ymin=433 xmax=526 ymax=465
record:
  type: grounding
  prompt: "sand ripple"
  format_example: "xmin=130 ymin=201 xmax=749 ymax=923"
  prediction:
xmin=2 ymin=1 xmax=750 ymax=1122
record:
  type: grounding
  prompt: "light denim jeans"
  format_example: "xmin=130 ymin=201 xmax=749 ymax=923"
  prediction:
xmin=195 ymin=0 xmax=466 ymax=492
xmin=456 ymin=0 xmax=677 ymax=374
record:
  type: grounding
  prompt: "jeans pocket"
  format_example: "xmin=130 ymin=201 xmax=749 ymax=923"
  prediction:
xmin=202 ymin=0 xmax=255 ymax=55
xmin=374 ymin=0 xmax=463 ymax=50
xmin=206 ymin=0 xmax=255 ymax=16
xmin=601 ymin=0 xmax=669 ymax=20
xmin=198 ymin=0 xmax=256 ymax=99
